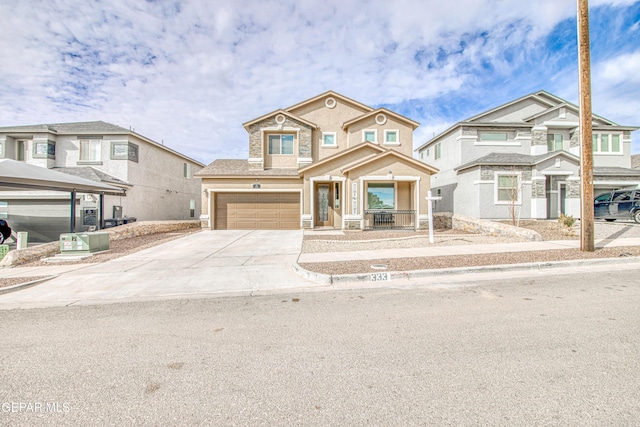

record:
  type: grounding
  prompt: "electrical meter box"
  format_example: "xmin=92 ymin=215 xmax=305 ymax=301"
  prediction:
xmin=0 ymin=244 xmax=9 ymax=261
xmin=59 ymin=232 xmax=110 ymax=255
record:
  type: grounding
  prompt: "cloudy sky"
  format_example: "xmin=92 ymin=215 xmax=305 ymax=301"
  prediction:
xmin=1 ymin=0 xmax=639 ymax=164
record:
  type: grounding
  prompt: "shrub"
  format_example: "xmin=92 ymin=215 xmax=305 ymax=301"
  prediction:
xmin=558 ymin=214 xmax=576 ymax=229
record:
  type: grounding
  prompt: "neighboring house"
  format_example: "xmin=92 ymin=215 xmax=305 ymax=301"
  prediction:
xmin=197 ymin=91 xmax=438 ymax=231
xmin=0 ymin=121 xmax=204 ymax=242
xmin=632 ymin=154 xmax=640 ymax=169
xmin=415 ymin=91 xmax=640 ymax=220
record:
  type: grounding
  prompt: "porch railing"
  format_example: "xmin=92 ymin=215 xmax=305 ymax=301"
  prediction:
xmin=363 ymin=210 xmax=416 ymax=230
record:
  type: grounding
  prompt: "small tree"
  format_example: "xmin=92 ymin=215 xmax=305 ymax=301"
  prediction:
xmin=498 ymin=167 xmax=524 ymax=226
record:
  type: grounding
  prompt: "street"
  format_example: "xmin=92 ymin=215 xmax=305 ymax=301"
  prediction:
xmin=1 ymin=267 xmax=640 ymax=426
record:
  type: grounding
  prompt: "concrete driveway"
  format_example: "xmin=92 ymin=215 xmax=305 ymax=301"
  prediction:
xmin=0 ymin=230 xmax=320 ymax=308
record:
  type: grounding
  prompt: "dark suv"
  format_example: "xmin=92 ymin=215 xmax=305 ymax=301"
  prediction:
xmin=594 ymin=190 xmax=640 ymax=223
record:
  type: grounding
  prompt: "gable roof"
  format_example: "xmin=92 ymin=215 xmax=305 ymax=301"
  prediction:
xmin=466 ymin=91 xmax=562 ymax=123
xmin=0 ymin=121 xmax=130 ymax=134
xmin=297 ymin=142 xmax=385 ymax=174
xmin=0 ymin=121 xmax=205 ymax=167
xmin=454 ymin=151 xmax=580 ymax=172
xmin=522 ymin=102 xmax=617 ymax=126
xmin=415 ymin=90 xmax=639 ymax=152
xmin=285 ymin=90 xmax=374 ymax=114
xmin=242 ymin=109 xmax=318 ymax=131
xmin=342 ymin=108 xmax=420 ymax=130
xmin=341 ymin=149 xmax=438 ymax=174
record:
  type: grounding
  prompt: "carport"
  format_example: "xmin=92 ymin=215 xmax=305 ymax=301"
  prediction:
xmin=0 ymin=159 xmax=126 ymax=232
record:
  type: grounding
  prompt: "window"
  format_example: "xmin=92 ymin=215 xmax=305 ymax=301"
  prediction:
xmin=190 ymin=199 xmax=196 ymax=218
xmin=367 ymin=183 xmax=395 ymax=209
xmin=184 ymin=163 xmax=192 ymax=179
xmin=32 ymin=140 xmax=55 ymax=159
xmin=547 ymin=134 xmax=563 ymax=152
xmin=0 ymin=142 xmax=3 ymax=158
xmin=322 ymin=132 xmax=336 ymax=147
xmin=496 ymin=173 xmax=521 ymax=204
xmin=480 ymin=132 xmax=508 ymax=142
xmin=435 ymin=142 xmax=441 ymax=160
xmin=111 ymin=142 xmax=139 ymax=162
xmin=79 ymin=139 xmax=101 ymax=161
xmin=268 ymin=134 xmax=294 ymax=155
xmin=363 ymin=130 xmax=377 ymax=144
xmin=384 ymin=130 xmax=399 ymax=145
xmin=593 ymin=133 xmax=622 ymax=153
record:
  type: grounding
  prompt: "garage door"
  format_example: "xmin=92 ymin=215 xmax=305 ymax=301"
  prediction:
xmin=215 ymin=192 xmax=300 ymax=230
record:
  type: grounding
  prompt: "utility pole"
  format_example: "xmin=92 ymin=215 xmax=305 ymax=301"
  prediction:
xmin=577 ymin=0 xmax=595 ymax=251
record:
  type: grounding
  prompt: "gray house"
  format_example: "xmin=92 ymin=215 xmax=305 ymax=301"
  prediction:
xmin=0 ymin=121 xmax=204 ymax=241
xmin=416 ymin=91 xmax=640 ymax=220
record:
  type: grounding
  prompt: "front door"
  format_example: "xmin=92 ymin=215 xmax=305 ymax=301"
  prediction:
xmin=315 ymin=183 xmax=332 ymax=227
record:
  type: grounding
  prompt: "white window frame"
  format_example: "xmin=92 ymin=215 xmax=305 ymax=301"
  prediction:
xmin=184 ymin=163 xmax=192 ymax=179
xmin=547 ymin=133 xmax=564 ymax=152
xmin=79 ymin=139 xmax=101 ymax=162
xmin=321 ymin=132 xmax=337 ymax=148
xmin=494 ymin=171 xmax=522 ymax=205
xmin=383 ymin=130 xmax=399 ymax=146
xmin=367 ymin=182 xmax=396 ymax=210
xmin=268 ymin=134 xmax=295 ymax=155
xmin=592 ymin=132 xmax=623 ymax=155
xmin=435 ymin=142 xmax=441 ymax=160
xmin=363 ymin=129 xmax=377 ymax=144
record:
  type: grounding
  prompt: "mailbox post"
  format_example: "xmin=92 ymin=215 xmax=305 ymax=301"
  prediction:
xmin=426 ymin=190 xmax=442 ymax=244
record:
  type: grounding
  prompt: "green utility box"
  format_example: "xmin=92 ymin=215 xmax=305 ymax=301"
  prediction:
xmin=0 ymin=244 xmax=9 ymax=261
xmin=59 ymin=232 xmax=110 ymax=255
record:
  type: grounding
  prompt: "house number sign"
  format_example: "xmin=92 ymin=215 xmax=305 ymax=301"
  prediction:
xmin=352 ymin=182 xmax=358 ymax=214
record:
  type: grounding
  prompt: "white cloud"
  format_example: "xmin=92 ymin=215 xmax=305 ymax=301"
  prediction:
xmin=0 ymin=0 xmax=638 ymax=162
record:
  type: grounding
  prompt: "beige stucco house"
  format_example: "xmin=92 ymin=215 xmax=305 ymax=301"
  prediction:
xmin=197 ymin=91 xmax=438 ymax=231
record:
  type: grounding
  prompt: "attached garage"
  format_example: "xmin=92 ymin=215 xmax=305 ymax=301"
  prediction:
xmin=214 ymin=192 xmax=300 ymax=230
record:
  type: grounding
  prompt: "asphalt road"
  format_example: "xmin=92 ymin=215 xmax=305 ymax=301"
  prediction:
xmin=1 ymin=268 xmax=639 ymax=426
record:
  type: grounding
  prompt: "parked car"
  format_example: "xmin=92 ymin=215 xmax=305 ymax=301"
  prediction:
xmin=594 ymin=190 xmax=640 ymax=223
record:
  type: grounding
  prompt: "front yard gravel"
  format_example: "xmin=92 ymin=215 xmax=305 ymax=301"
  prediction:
xmin=299 ymin=220 xmax=640 ymax=275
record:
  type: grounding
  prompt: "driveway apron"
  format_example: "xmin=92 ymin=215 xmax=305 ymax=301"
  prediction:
xmin=0 ymin=230 xmax=317 ymax=308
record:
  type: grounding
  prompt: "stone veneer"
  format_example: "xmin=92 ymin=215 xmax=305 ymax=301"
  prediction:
xmin=0 ymin=220 xmax=201 ymax=267
xmin=461 ymin=126 xmax=477 ymax=136
xmin=248 ymin=115 xmax=313 ymax=169
xmin=570 ymin=130 xmax=580 ymax=148
xmin=532 ymin=127 xmax=547 ymax=146
xmin=532 ymin=179 xmax=546 ymax=198
xmin=480 ymin=165 xmax=532 ymax=181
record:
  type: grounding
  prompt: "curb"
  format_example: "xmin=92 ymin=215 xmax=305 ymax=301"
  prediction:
xmin=0 ymin=276 xmax=57 ymax=295
xmin=293 ymin=256 xmax=640 ymax=285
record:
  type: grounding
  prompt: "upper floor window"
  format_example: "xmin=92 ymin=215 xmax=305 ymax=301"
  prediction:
xmin=363 ymin=130 xmax=377 ymax=144
xmin=384 ymin=130 xmax=399 ymax=145
xmin=480 ymin=132 xmax=508 ymax=142
xmin=593 ymin=133 xmax=622 ymax=154
xmin=547 ymin=134 xmax=563 ymax=152
xmin=184 ymin=163 xmax=192 ymax=179
xmin=79 ymin=139 xmax=101 ymax=162
xmin=322 ymin=132 xmax=336 ymax=147
xmin=435 ymin=142 xmax=442 ymax=160
xmin=111 ymin=142 xmax=139 ymax=162
xmin=268 ymin=134 xmax=294 ymax=155
xmin=33 ymin=141 xmax=55 ymax=159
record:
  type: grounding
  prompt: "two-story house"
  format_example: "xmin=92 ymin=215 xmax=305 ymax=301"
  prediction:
xmin=415 ymin=91 xmax=640 ymax=220
xmin=197 ymin=91 xmax=438 ymax=231
xmin=0 ymin=121 xmax=204 ymax=242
